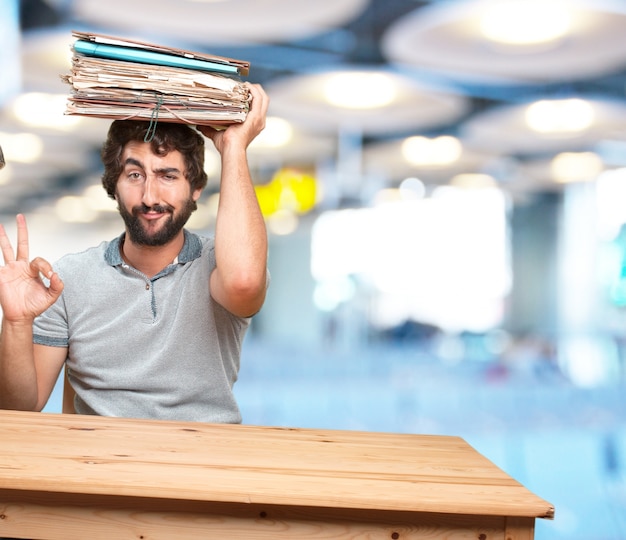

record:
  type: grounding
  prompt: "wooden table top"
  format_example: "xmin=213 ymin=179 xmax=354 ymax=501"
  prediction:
xmin=0 ymin=409 xmax=554 ymax=520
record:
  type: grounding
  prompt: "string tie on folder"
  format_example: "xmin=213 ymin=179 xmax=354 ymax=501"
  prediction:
xmin=145 ymin=94 xmax=164 ymax=142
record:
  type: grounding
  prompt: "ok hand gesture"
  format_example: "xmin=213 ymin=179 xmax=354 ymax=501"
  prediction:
xmin=0 ymin=214 xmax=64 ymax=323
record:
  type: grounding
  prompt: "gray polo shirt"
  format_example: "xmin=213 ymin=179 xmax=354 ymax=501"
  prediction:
xmin=33 ymin=229 xmax=249 ymax=423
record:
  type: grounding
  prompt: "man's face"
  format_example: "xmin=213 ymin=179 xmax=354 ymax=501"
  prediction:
xmin=115 ymin=141 xmax=201 ymax=246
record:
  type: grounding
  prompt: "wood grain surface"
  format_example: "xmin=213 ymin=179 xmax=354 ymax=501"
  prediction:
xmin=0 ymin=409 xmax=553 ymax=539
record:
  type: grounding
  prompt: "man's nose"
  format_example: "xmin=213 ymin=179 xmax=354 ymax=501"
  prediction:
xmin=141 ymin=176 xmax=160 ymax=206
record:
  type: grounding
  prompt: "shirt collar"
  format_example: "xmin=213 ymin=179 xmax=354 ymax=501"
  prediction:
xmin=104 ymin=229 xmax=203 ymax=267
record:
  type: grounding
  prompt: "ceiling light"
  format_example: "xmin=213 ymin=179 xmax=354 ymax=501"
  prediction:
xmin=324 ymin=72 xmax=396 ymax=109
xmin=551 ymin=152 xmax=603 ymax=183
xmin=525 ymin=98 xmax=594 ymax=134
xmin=0 ymin=132 xmax=43 ymax=163
xmin=12 ymin=93 xmax=81 ymax=130
xmin=401 ymin=135 xmax=462 ymax=166
xmin=480 ymin=1 xmax=571 ymax=46
xmin=55 ymin=196 xmax=96 ymax=223
xmin=82 ymin=184 xmax=118 ymax=212
xmin=250 ymin=117 xmax=293 ymax=148
xmin=450 ymin=173 xmax=497 ymax=189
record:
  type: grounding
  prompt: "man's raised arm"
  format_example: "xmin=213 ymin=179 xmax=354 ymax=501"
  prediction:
xmin=199 ymin=83 xmax=269 ymax=318
xmin=0 ymin=214 xmax=65 ymax=410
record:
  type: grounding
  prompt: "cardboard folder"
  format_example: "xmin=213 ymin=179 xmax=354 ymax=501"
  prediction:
xmin=71 ymin=30 xmax=250 ymax=76
xmin=63 ymin=31 xmax=251 ymax=126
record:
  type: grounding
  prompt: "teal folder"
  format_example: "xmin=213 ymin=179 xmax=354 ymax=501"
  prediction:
xmin=73 ymin=40 xmax=240 ymax=76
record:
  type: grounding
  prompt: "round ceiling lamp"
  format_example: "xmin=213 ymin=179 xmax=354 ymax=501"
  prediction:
xmin=480 ymin=1 xmax=571 ymax=46
xmin=381 ymin=0 xmax=626 ymax=83
xmin=323 ymin=72 xmax=397 ymax=109
xmin=460 ymin=98 xmax=626 ymax=155
xmin=266 ymin=68 xmax=468 ymax=136
xmin=71 ymin=0 xmax=369 ymax=45
xmin=362 ymin=136 xmax=496 ymax=186
xmin=525 ymin=99 xmax=595 ymax=134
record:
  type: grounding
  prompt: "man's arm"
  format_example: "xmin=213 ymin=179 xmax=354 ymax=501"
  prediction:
xmin=199 ymin=84 xmax=269 ymax=317
xmin=0 ymin=214 xmax=65 ymax=410
xmin=0 ymin=336 xmax=67 ymax=411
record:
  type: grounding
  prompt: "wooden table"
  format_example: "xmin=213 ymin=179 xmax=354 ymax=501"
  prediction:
xmin=0 ymin=409 xmax=553 ymax=539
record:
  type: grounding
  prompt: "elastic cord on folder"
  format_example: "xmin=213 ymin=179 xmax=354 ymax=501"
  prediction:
xmin=144 ymin=95 xmax=164 ymax=142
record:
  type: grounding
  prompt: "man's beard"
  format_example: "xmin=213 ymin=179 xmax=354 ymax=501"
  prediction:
xmin=118 ymin=197 xmax=197 ymax=246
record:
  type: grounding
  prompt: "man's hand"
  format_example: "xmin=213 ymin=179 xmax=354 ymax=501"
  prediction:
xmin=197 ymin=84 xmax=269 ymax=318
xmin=0 ymin=214 xmax=64 ymax=323
xmin=198 ymin=83 xmax=269 ymax=154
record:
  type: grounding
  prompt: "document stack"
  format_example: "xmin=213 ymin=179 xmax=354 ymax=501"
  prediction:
xmin=62 ymin=31 xmax=251 ymax=126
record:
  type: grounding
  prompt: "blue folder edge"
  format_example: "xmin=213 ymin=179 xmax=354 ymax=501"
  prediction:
xmin=73 ymin=40 xmax=240 ymax=76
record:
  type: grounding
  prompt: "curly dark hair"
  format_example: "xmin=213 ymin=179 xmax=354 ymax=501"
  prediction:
xmin=100 ymin=120 xmax=208 ymax=199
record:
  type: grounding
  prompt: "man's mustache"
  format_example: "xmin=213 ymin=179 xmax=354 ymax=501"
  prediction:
xmin=134 ymin=204 xmax=173 ymax=215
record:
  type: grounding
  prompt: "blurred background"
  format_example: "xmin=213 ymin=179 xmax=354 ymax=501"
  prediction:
xmin=3 ymin=0 xmax=626 ymax=537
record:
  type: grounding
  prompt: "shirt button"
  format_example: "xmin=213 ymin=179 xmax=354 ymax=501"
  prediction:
xmin=146 ymin=284 xmax=150 ymax=290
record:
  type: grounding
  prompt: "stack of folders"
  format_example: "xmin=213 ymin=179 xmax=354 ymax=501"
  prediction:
xmin=62 ymin=31 xmax=251 ymax=126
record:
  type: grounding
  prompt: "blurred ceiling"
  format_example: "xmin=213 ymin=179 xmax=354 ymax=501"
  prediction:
xmin=2 ymin=0 xmax=626 ymax=219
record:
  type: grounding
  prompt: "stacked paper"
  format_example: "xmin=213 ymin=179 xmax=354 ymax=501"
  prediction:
xmin=62 ymin=31 xmax=251 ymax=126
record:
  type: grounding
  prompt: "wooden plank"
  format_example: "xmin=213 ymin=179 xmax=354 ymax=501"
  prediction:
xmin=504 ymin=516 xmax=535 ymax=540
xmin=0 ymin=490 xmax=511 ymax=540
xmin=0 ymin=410 xmax=554 ymax=520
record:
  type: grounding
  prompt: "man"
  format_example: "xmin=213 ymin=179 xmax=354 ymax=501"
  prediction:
xmin=0 ymin=83 xmax=269 ymax=423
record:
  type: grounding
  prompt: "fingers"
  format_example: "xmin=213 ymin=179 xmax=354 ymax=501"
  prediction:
xmin=237 ymin=83 xmax=269 ymax=146
xmin=198 ymin=84 xmax=269 ymax=152
xmin=30 ymin=257 xmax=64 ymax=298
xmin=0 ymin=224 xmax=16 ymax=265
xmin=245 ymin=83 xmax=269 ymax=128
xmin=15 ymin=214 xmax=29 ymax=262
xmin=0 ymin=214 xmax=29 ymax=265
xmin=30 ymin=257 xmax=54 ymax=280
